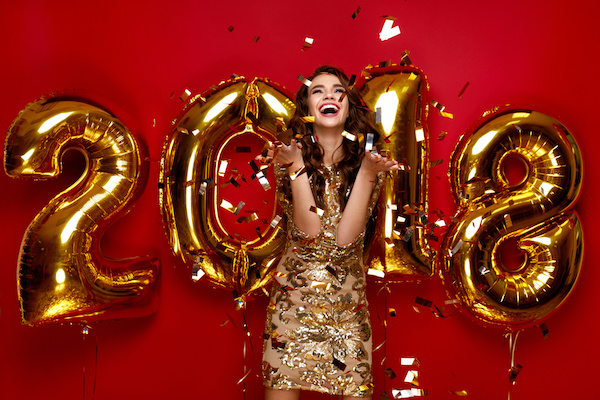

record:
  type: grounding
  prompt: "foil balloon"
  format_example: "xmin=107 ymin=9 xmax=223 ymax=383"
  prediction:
xmin=159 ymin=77 xmax=294 ymax=296
xmin=440 ymin=106 xmax=584 ymax=331
xmin=4 ymin=94 xmax=159 ymax=326
xmin=355 ymin=63 xmax=433 ymax=280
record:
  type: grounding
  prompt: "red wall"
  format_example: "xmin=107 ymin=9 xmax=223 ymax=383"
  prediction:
xmin=0 ymin=1 xmax=598 ymax=399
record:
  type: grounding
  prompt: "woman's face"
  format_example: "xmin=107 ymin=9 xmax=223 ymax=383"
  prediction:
xmin=307 ymin=73 xmax=350 ymax=133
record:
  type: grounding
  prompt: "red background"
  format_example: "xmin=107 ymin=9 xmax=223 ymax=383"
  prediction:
xmin=1 ymin=1 xmax=598 ymax=399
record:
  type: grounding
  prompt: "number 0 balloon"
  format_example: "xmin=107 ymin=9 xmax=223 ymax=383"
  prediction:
xmin=159 ymin=77 xmax=295 ymax=296
xmin=4 ymin=94 xmax=159 ymax=326
xmin=440 ymin=106 xmax=584 ymax=331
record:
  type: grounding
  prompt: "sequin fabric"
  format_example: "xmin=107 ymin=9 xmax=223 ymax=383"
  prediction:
xmin=263 ymin=164 xmax=383 ymax=397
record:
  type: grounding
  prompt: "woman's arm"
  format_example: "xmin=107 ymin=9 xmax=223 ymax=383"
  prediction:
xmin=273 ymin=139 xmax=321 ymax=237
xmin=336 ymin=152 xmax=399 ymax=246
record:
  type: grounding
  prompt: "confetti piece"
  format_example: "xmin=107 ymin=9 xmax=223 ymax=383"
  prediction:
xmin=227 ymin=25 xmax=234 ymax=32
xmin=302 ymin=37 xmax=314 ymax=51
xmin=509 ymin=364 xmax=523 ymax=384
xmin=310 ymin=281 xmax=331 ymax=290
xmin=430 ymin=99 xmax=445 ymax=112
xmin=379 ymin=18 xmax=401 ymax=41
xmin=400 ymin=358 xmax=421 ymax=367
xmin=539 ymin=322 xmax=549 ymax=339
xmin=253 ymin=36 xmax=260 ymax=43
xmin=181 ymin=89 xmax=191 ymax=101
xmin=235 ymin=146 xmax=251 ymax=153
xmin=218 ymin=160 xmax=229 ymax=177
xmin=333 ymin=358 xmax=347 ymax=371
xmin=298 ymin=74 xmax=312 ymax=87
xmin=385 ymin=368 xmax=397 ymax=379
xmin=375 ymin=107 xmax=382 ymax=123
xmin=449 ymin=389 xmax=468 ymax=396
xmin=415 ymin=297 xmax=432 ymax=308
xmin=458 ymin=81 xmax=470 ymax=98
xmin=389 ymin=308 xmax=397 ymax=317
xmin=437 ymin=131 xmax=448 ymax=141
xmin=220 ymin=199 xmax=245 ymax=215
xmin=368 ymin=268 xmax=385 ymax=278
xmin=404 ymin=370 xmax=419 ymax=386
xmin=391 ymin=388 xmax=426 ymax=398
xmin=342 ymin=130 xmax=356 ymax=141
xmin=269 ymin=215 xmax=282 ymax=228
xmin=440 ymin=111 xmax=454 ymax=119
xmin=365 ymin=133 xmax=375 ymax=151
xmin=400 ymin=50 xmax=412 ymax=66
xmin=256 ymin=170 xmax=271 ymax=190
xmin=429 ymin=158 xmax=443 ymax=168
xmin=289 ymin=166 xmax=306 ymax=181
xmin=352 ymin=5 xmax=361 ymax=19
xmin=402 ymin=228 xmax=413 ymax=242
xmin=451 ymin=239 xmax=464 ymax=255
xmin=503 ymin=213 xmax=513 ymax=227
xmin=415 ymin=127 xmax=425 ymax=142
xmin=379 ymin=59 xmax=392 ymax=68
xmin=309 ymin=205 xmax=324 ymax=216
xmin=192 ymin=264 xmax=205 ymax=281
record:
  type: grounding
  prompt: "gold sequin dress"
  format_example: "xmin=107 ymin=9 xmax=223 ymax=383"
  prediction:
xmin=263 ymin=165 xmax=383 ymax=397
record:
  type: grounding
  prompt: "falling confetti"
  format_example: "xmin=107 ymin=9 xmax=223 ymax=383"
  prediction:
xmin=379 ymin=17 xmax=401 ymax=41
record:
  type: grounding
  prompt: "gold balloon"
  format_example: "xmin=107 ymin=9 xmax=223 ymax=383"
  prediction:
xmin=440 ymin=106 xmax=584 ymax=330
xmin=4 ymin=94 xmax=159 ymax=326
xmin=356 ymin=64 xmax=433 ymax=280
xmin=159 ymin=77 xmax=295 ymax=296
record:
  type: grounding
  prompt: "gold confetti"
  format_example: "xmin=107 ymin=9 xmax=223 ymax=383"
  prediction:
xmin=415 ymin=127 xmax=425 ymax=142
xmin=504 ymin=213 xmax=513 ymax=227
xmin=218 ymin=160 xmax=229 ymax=177
xmin=440 ymin=111 xmax=454 ymax=119
xmin=298 ymin=74 xmax=312 ymax=87
xmin=342 ymin=130 xmax=356 ymax=141
xmin=404 ymin=370 xmax=419 ymax=386
xmin=367 ymin=268 xmax=385 ymax=278
xmin=385 ymin=367 xmax=397 ymax=379
xmin=379 ymin=18 xmax=400 ymax=41
xmin=253 ymin=36 xmax=260 ymax=43
xmin=310 ymin=281 xmax=330 ymax=290
xmin=429 ymin=158 xmax=444 ymax=168
xmin=430 ymin=99 xmax=445 ymax=112
xmin=400 ymin=357 xmax=421 ymax=367
xmin=180 ymin=89 xmax=192 ymax=101
xmin=227 ymin=25 xmax=234 ymax=32
xmin=414 ymin=297 xmax=432 ymax=308
xmin=309 ymin=205 xmax=324 ymax=216
xmin=400 ymin=50 xmax=412 ymax=66
xmin=269 ymin=215 xmax=282 ymax=228
xmin=289 ymin=165 xmax=306 ymax=181
xmin=302 ymin=37 xmax=314 ymax=51
xmin=449 ymin=389 xmax=468 ymax=396
xmin=437 ymin=131 xmax=448 ymax=141
xmin=352 ymin=6 xmax=361 ymax=19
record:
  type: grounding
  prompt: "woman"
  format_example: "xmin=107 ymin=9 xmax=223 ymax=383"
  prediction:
xmin=262 ymin=65 xmax=399 ymax=399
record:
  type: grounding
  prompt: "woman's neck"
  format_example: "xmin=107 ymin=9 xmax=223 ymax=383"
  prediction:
xmin=315 ymin=129 xmax=344 ymax=165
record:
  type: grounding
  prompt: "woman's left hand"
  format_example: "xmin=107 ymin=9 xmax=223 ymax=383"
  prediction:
xmin=359 ymin=151 xmax=400 ymax=177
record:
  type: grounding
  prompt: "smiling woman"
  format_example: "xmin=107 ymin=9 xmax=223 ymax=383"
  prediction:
xmin=262 ymin=66 xmax=399 ymax=400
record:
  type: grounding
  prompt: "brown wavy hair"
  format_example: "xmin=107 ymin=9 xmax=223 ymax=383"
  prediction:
xmin=284 ymin=65 xmax=381 ymax=211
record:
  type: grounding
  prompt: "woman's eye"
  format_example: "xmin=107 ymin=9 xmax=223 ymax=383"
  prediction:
xmin=335 ymin=88 xmax=346 ymax=93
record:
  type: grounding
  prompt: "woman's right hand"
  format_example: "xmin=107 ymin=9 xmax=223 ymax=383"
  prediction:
xmin=273 ymin=138 xmax=304 ymax=170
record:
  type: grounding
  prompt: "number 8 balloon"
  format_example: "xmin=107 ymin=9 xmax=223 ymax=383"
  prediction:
xmin=440 ymin=106 xmax=584 ymax=331
xmin=4 ymin=94 xmax=159 ymax=326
